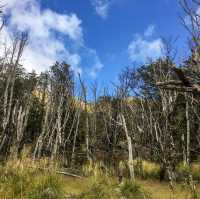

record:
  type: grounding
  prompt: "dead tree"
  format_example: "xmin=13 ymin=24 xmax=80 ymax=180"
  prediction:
xmin=0 ymin=33 xmax=28 ymax=157
xmin=78 ymin=74 xmax=90 ymax=161
xmin=118 ymin=113 xmax=135 ymax=182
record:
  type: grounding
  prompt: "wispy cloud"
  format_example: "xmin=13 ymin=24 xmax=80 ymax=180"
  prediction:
xmin=184 ymin=6 xmax=200 ymax=26
xmin=128 ymin=25 xmax=163 ymax=63
xmin=144 ymin=25 xmax=155 ymax=37
xmin=1 ymin=0 xmax=104 ymax=78
xmin=2 ymin=0 xmax=82 ymax=74
xmin=91 ymin=0 xmax=112 ymax=19
xmin=88 ymin=50 xmax=104 ymax=78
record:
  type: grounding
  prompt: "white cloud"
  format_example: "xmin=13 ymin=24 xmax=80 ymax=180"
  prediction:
xmin=0 ymin=0 xmax=104 ymax=78
xmin=128 ymin=26 xmax=163 ymax=63
xmin=91 ymin=0 xmax=111 ymax=19
xmin=89 ymin=61 xmax=103 ymax=78
xmin=144 ymin=25 xmax=155 ymax=37
xmin=184 ymin=6 xmax=200 ymax=27
xmin=128 ymin=36 xmax=163 ymax=63
xmin=88 ymin=49 xmax=104 ymax=78
xmin=6 ymin=0 xmax=83 ymax=41
xmin=1 ymin=0 xmax=83 ymax=73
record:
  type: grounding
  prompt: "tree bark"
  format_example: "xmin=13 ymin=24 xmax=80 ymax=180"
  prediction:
xmin=120 ymin=114 xmax=135 ymax=182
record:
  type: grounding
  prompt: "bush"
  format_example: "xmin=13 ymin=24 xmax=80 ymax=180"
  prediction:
xmin=78 ymin=163 xmax=151 ymax=199
xmin=77 ymin=176 xmax=120 ymax=199
xmin=119 ymin=180 xmax=151 ymax=199
xmin=176 ymin=162 xmax=200 ymax=182
xmin=77 ymin=178 xmax=151 ymax=199
xmin=27 ymin=174 xmax=65 ymax=199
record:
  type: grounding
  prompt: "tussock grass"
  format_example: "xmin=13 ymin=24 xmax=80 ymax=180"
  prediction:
xmin=76 ymin=160 xmax=151 ymax=199
xmin=176 ymin=162 xmax=200 ymax=182
xmin=75 ymin=177 xmax=150 ymax=199
xmin=134 ymin=159 xmax=161 ymax=179
xmin=0 ymin=156 xmax=200 ymax=199
xmin=0 ymin=157 xmax=65 ymax=199
xmin=191 ymin=162 xmax=200 ymax=181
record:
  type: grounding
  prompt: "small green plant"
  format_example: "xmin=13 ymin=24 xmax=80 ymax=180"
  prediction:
xmin=27 ymin=174 xmax=65 ymax=199
xmin=78 ymin=162 xmax=151 ymax=199
xmin=176 ymin=162 xmax=192 ymax=181
xmin=119 ymin=180 xmax=151 ymax=199
xmin=77 ymin=176 xmax=120 ymax=199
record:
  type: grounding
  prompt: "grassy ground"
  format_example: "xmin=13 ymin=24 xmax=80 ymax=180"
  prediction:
xmin=62 ymin=177 xmax=200 ymax=199
xmin=0 ymin=157 xmax=199 ymax=198
xmin=138 ymin=179 xmax=200 ymax=199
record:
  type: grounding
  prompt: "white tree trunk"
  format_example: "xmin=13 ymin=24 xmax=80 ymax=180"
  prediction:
xmin=120 ymin=114 xmax=135 ymax=182
xmin=185 ymin=96 xmax=190 ymax=165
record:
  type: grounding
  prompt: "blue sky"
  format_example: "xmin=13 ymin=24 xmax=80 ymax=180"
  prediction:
xmin=2 ymin=0 xmax=191 ymax=92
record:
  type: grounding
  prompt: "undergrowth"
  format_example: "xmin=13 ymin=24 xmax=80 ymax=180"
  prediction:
xmin=0 ymin=157 xmax=65 ymax=199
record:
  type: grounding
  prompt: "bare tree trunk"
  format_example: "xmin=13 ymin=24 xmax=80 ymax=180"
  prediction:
xmin=33 ymin=93 xmax=51 ymax=160
xmin=0 ymin=33 xmax=28 ymax=155
xmin=185 ymin=94 xmax=190 ymax=165
xmin=182 ymin=133 xmax=187 ymax=165
xmin=78 ymin=74 xmax=90 ymax=161
xmin=71 ymin=108 xmax=81 ymax=166
xmin=120 ymin=114 xmax=135 ymax=182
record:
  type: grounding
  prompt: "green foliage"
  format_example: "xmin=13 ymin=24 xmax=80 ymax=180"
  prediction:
xmin=176 ymin=162 xmax=200 ymax=182
xmin=77 ymin=178 xmax=151 ymax=199
xmin=27 ymin=175 xmax=64 ymax=199
xmin=119 ymin=180 xmax=151 ymax=199
xmin=176 ymin=162 xmax=191 ymax=181
xmin=78 ymin=162 xmax=150 ymax=199
xmin=76 ymin=174 xmax=119 ymax=199
xmin=26 ymin=96 xmax=44 ymax=141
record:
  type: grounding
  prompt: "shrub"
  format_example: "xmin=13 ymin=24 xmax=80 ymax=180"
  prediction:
xmin=119 ymin=180 xmax=151 ymax=199
xmin=77 ymin=178 xmax=151 ymax=199
xmin=176 ymin=162 xmax=200 ymax=182
xmin=27 ymin=174 xmax=65 ymax=199
xmin=176 ymin=162 xmax=190 ymax=181
xmin=77 ymin=176 xmax=120 ymax=199
xmin=78 ymin=162 xmax=151 ymax=199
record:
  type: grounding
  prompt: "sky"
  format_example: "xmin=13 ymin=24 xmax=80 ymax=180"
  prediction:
xmin=0 ymin=0 xmax=192 ymax=92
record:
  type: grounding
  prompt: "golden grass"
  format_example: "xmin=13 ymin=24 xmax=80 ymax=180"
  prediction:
xmin=62 ymin=177 xmax=200 ymax=199
xmin=62 ymin=176 xmax=89 ymax=195
xmin=138 ymin=179 xmax=200 ymax=199
xmin=0 ymin=157 xmax=66 ymax=199
xmin=139 ymin=160 xmax=160 ymax=179
xmin=0 ymin=156 xmax=199 ymax=199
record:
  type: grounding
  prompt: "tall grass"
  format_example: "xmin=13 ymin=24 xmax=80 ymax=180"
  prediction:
xmin=176 ymin=162 xmax=200 ymax=182
xmin=78 ymin=160 xmax=152 ymax=199
xmin=0 ymin=157 xmax=65 ymax=199
xmin=134 ymin=159 xmax=161 ymax=179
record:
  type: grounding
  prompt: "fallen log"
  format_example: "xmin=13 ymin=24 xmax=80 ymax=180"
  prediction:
xmin=56 ymin=171 xmax=83 ymax=179
xmin=28 ymin=165 xmax=84 ymax=179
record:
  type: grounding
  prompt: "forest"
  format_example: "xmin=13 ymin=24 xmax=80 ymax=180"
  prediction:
xmin=1 ymin=0 xmax=200 ymax=198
